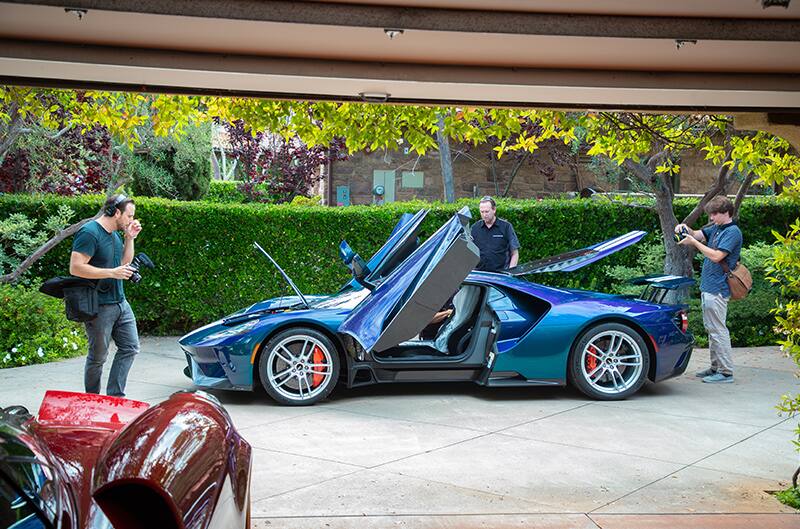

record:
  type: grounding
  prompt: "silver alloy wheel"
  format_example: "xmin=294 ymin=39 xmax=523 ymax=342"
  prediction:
xmin=579 ymin=330 xmax=644 ymax=396
xmin=265 ymin=334 xmax=334 ymax=402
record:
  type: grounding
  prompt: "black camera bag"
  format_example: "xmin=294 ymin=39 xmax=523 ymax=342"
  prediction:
xmin=40 ymin=277 xmax=99 ymax=322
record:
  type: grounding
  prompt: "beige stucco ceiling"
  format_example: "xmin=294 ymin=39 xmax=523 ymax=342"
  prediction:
xmin=0 ymin=0 xmax=799 ymax=110
xmin=312 ymin=0 xmax=800 ymax=19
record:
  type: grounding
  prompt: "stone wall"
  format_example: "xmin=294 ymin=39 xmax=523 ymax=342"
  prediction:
xmin=328 ymin=141 xmax=601 ymax=205
xmin=326 ymin=141 xmax=767 ymax=205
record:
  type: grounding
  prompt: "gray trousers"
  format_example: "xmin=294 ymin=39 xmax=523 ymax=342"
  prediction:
xmin=84 ymin=300 xmax=140 ymax=397
xmin=701 ymin=292 xmax=733 ymax=376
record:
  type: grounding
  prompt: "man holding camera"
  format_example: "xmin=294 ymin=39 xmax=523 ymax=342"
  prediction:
xmin=70 ymin=194 xmax=142 ymax=397
xmin=675 ymin=195 xmax=743 ymax=384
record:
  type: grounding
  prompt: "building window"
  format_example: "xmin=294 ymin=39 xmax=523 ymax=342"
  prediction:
xmin=402 ymin=171 xmax=424 ymax=189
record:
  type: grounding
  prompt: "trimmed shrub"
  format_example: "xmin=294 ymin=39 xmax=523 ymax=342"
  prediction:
xmin=205 ymin=180 xmax=247 ymax=203
xmin=0 ymin=282 xmax=87 ymax=368
xmin=290 ymin=195 xmax=322 ymax=207
xmin=0 ymin=193 xmax=796 ymax=336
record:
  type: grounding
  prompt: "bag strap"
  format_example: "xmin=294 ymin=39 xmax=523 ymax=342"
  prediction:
xmin=720 ymin=259 xmax=731 ymax=275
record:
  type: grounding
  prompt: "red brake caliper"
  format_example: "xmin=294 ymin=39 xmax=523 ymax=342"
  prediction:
xmin=586 ymin=345 xmax=599 ymax=372
xmin=311 ymin=346 xmax=325 ymax=387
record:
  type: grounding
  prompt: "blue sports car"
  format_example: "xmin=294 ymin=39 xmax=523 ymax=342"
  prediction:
xmin=180 ymin=207 xmax=693 ymax=405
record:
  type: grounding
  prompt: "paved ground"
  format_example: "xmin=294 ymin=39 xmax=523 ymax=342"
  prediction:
xmin=1 ymin=338 xmax=799 ymax=528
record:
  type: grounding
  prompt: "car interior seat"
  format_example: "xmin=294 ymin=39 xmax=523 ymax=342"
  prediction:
xmin=394 ymin=285 xmax=481 ymax=353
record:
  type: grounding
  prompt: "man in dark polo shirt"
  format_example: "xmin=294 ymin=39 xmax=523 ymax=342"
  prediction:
xmin=70 ymin=194 xmax=142 ymax=397
xmin=471 ymin=196 xmax=520 ymax=272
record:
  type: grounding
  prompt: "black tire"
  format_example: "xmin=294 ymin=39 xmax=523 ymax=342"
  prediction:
xmin=569 ymin=322 xmax=650 ymax=401
xmin=257 ymin=327 xmax=340 ymax=406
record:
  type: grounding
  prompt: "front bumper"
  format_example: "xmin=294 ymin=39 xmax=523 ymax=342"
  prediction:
xmin=183 ymin=349 xmax=253 ymax=391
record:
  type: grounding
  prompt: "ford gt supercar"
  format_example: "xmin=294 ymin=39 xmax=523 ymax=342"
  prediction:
xmin=0 ymin=390 xmax=252 ymax=529
xmin=180 ymin=207 xmax=693 ymax=405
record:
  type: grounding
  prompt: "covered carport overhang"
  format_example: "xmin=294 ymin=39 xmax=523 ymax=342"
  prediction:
xmin=1 ymin=0 xmax=799 ymax=140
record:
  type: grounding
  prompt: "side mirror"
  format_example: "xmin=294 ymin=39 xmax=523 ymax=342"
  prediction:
xmin=339 ymin=241 xmax=374 ymax=290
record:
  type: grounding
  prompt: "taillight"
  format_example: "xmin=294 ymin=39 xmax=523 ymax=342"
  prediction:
xmin=674 ymin=310 xmax=689 ymax=333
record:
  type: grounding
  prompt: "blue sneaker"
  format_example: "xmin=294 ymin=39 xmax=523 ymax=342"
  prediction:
xmin=703 ymin=372 xmax=733 ymax=384
xmin=695 ymin=368 xmax=716 ymax=378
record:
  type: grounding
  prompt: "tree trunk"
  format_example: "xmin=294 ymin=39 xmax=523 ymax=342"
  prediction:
xmin=0 ymin=103 xmax=24 ymax=166
xmin=489 ymin=155 xmax=499 ymax=195
xmin=624 ymin=152 xmax=693 ymax=302
xmin=733 ymin=171 xmax=755 ymax=219
xmin=502 ymin=152 xmax=530 ymax=197
xmin=436 ymin=113 xmax=455 ymax=203
xmin=654 ymin=177 xmax=694 ymax=302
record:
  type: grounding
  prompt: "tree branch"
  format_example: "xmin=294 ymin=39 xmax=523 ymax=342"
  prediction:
xmin=489 ymin=155 xmax=499 ymax=195
xmin=733 ymin=171 xmax=755 ymax=218
xmin=0 ymin=104 xmax=25 ymax=165
xmin=683 ymin=149 xmax=733 ymax=226
xmin=0 ymin=158 xmax=130 ymax=284
xmin=621 ymin=158 xmax=653 ymax=187
xmin=0 ymin=212 xmax=102 ymax=284
xmin=48 ymin=125 xmax=73 ymax=140
xmin=502 ymin=151 xmax=530 ymax=197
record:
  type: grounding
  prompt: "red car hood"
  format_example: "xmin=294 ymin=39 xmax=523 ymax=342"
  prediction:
xmin=30 ymin=391 xmax=151 ymax=527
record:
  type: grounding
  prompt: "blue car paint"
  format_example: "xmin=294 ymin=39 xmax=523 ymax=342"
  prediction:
xmin=472 ymin=272 xmax=691 ymax=382
xmin=179 ymin=209 xmax=693 ymax=397
xmin=340 ymin=207 xmax=476 ymax=352
xmin=343 ymin=209 xmax=426 ymax=291
xmin=180 ymin=286 xmax=376 ymax=390
xmin=180 ymin=273 xmax=692 ymax=392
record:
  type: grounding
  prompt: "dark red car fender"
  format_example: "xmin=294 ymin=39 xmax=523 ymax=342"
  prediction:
xmin=90 ymin=391 xmax=251 ymax=529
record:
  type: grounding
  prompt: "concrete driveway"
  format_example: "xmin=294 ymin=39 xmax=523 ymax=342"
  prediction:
xmin=1 ymin=338 xmax=798 ymax=528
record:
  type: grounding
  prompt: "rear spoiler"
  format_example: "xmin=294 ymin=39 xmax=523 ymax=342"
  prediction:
xmin=629 ymin=275 xmax=696 ymax=303
xmin=507 ymin=231 xmax=646 ymax=276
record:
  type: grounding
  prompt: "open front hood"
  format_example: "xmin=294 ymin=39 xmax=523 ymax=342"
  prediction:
xmin=253 ymin=241 xmax=309 ymax=308
xmin=507 ymin=231 xmax=646 ymax=275
xmin=339 ymin=206 xmax=479 ymax=353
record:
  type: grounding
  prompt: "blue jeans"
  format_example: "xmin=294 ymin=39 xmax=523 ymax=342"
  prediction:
xmin=84 ymin=300 xmax=139 ymax=397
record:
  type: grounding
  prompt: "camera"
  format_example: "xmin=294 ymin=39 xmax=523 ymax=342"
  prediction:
xmin=674 ymin=226 xmax=689 ymax=243
xmin=129 ymin=252 xmax=155 ymax=283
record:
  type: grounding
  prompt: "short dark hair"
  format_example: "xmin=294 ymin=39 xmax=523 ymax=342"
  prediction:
xmin=479 ymin=196 xmax=496 ymax=209
xmin=104 ymin=194 xmax=135 ymax=216
xmin=704 ymin=195 xmax=734 ymax=216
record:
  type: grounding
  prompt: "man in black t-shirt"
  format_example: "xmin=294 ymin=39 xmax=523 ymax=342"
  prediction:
xmin=470 ymin=196 xmax=520 ymax=272
xmin=70 ymin=194 xmax=142 ymax=397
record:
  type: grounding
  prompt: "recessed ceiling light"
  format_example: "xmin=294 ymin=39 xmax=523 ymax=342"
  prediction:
xmin=359 ymin=92 xmax=390 ymax=103
xmin=64 ymin=7 xmax=88 ymax=20
xmin=762 ymin=0 xmax=791 ymax=8
xmin=384 ymin=28 xmax=405 ymax=40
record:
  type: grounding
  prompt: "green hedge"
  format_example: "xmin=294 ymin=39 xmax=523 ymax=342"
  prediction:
xmin=204 ymin=180 xmax=247 ymax=203
xmin=1 ymin=194 xmax=797 ymax=335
